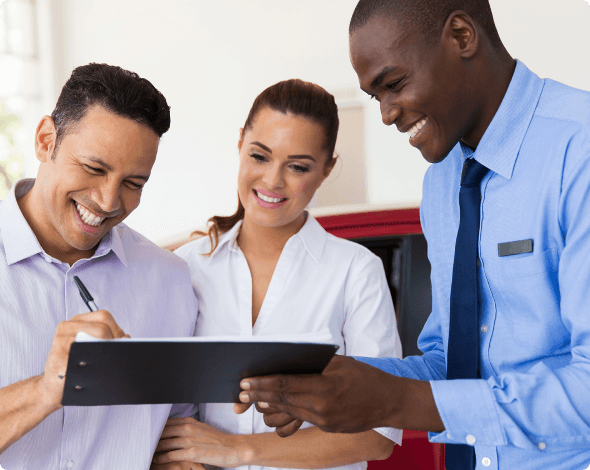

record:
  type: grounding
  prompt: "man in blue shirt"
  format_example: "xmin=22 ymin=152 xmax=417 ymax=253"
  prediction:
xmin=237 ymin=1 xmax=590 ymax=468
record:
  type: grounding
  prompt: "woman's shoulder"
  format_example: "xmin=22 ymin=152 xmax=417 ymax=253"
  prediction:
xmin=174 ymin=234 xmax=215 ymax=264
xmin=321 ymin=229 xmax=379 ymax=263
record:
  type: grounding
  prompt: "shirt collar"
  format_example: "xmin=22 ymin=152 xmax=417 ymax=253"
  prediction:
xmin=293 ymin=213 xmax=326 ymax=263
xmin=467 ymin=60 xmax=544 ymax=180
xmin=0 ymin=179 xmax=44 ymax=265
xmin=0 ymin=178 xmax=128 ymax=266
xmin=212 ymin=211 xmax=327 ymax=263
xmin=93 ymin=225 xmax=128 ymax=267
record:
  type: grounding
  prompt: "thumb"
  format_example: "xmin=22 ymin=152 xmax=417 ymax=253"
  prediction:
xmin=234 ymin=402 xmax=252 ymax=414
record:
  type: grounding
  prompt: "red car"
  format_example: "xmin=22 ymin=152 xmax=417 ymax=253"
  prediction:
xmin=313 ymin=205 xmax=445 ymax=470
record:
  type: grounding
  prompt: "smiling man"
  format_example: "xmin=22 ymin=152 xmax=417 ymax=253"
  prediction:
xmin=0 ymin=63 xmax=198 ymax=469
xmin=237 ymin=1 xmax=590 ymax=469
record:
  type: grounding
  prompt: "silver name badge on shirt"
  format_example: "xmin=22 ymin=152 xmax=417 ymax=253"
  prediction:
xmin=498 ymin=239 xmax=533 ymax=257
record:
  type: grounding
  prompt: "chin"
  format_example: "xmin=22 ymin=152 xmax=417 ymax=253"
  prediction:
xmin=419 ymin=143 xmax=454 ymax=164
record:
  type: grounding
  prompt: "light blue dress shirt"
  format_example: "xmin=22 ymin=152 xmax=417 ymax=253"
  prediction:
xmin=357 ymin=61 xmax=590 ymax=469
xmin=0 ymin=179 xmax=198 ymax=469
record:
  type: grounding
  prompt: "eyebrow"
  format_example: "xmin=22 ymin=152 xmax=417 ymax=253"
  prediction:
xmin=251 ymin=141 xmax=317 ymax=163
xmin=84 ymin=156 xmax=150 ymax=181
xmin=365 ymin=65 xmax=399 ymax=93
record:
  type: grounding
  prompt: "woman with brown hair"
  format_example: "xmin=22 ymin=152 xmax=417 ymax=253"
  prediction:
xmin=152 ymin=79 xmax=402 ymax=470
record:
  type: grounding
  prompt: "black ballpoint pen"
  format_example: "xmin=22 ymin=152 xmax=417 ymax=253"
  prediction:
xmin=73 ymin=276 xmax=99 ymax=312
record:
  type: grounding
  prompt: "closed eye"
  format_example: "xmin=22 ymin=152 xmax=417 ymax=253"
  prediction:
xmin=250 ymin=153 xmax=268 ymax=163
xmin=291 ymin=164 xmax=310 ymax=173
xmin=84 ymin=164 xmax=104 ymax=174
xmin=385 ymin=79 xmax=402 ymax=92
xmin=124 ymin=180 xmax=144 ymax=190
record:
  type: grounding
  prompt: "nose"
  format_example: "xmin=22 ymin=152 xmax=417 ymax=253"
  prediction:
xmin=381 ymin=99 xmax=402 ymax=126
xmin=262 ymin=162 xmax=286 ymax=189
xmin=93 ymin=180 xmax=122 ymax=214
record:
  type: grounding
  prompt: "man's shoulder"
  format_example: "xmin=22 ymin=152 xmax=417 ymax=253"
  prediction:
xmin=535 ymin=79 xmax=590 ymax=135
xmin=113 ymin=223 xmax=189 ymax=272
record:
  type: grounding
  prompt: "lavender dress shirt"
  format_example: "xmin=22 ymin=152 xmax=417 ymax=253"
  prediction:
xmin=0 ymin=179 xmax=198 ymax=470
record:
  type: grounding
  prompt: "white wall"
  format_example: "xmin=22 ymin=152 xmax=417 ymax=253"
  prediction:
xmin=39 ymin=0 xmax=590 ymax=243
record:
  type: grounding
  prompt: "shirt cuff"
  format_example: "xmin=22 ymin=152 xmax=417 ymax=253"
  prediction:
xmin=169 ymin=403 xmax=199 ymax=419
xmin=429 ymin=379 xmax=506 ymax=447
xmin=374 ymin=426 xmax=403 ymax=446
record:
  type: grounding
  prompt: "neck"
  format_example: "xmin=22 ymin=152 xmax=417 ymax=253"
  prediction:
xmin=238 ymin=212 xmax=307 ymax=259
xmin=461 ymin=49 xmax=516 ymax=150
xmin=17 ymin=183 xmax=96 ymax=266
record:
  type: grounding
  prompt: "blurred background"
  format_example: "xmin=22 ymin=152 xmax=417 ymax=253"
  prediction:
xmin=1 ymin=0 xmax=589 ymax=245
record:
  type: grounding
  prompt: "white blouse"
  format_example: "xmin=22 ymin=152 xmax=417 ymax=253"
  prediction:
xmin=175 ymin=213 xmax=403 ymax=470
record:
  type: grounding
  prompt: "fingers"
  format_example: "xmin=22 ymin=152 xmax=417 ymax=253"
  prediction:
xmin=275 ymin=418 xmax=304 ymax=438
xmin=158 ymin=417 xmax=199 ymax=440
xmin=240 ymin=374 xmax=321 ymax=395
xmin=239 ymin=387 xmax=322 ymax=413
xmin=152 ymin=449 xmax=195 ymax=465
xmin=69 ymin=310 xmax=128 ymax=339
xmin=155 ymin=437 xmax=182 ymax=453
xmin=151 ymin=460 xmax=204 ymax=469
xmin=233 ymin=402 xmax=252 ymax=414
xmin=39 ymin=310 xmax=129 ymax=409
xmin=255 ymin=407 xmax=295 ymax=428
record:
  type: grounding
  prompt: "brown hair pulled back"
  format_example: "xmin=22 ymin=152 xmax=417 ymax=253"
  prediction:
xmin=193 ymin=79 xmax=339 ymax=255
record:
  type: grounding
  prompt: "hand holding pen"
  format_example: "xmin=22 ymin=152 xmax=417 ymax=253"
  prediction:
xmin=37 ymin=276 xmax=129 ymax=409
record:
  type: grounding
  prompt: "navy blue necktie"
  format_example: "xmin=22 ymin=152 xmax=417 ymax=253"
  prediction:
xmin=445 ymin=158 xmax=489 ymax=470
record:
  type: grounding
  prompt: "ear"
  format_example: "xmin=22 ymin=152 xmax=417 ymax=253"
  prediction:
xmin=237 ymin=128 xmax=244 ymax=151
xmin=35 ymin=115 xmax=57 ymax=163
xmin=442 ymin=11 xmax=479 ymax=59
xmin=322 ymin=154 xmax=338 ymax=179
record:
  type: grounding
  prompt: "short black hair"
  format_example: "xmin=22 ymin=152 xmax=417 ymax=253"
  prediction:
xmin=349 ymin=0 xmax=502 ymax=48
xmin=51 ymin=63 xmax=171 ymax=151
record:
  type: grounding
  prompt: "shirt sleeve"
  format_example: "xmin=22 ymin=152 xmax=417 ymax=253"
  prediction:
xmin=342 ymin=252 xmax=403 ymax=445
xmin=169 ymin=403 xmax=199 ymax=419
xmin=429 ymin=151 xmax=590 ymax=451
xmin=354 ymin=193 xmax=447 ymax=383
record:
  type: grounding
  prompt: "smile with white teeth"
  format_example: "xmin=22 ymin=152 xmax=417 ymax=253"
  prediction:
xmin=255 ymin=190 xmax=287 ymax=204
xmin=75 ymin=202 xmax=106 ymax=227
xmin=407 ymin=117 xmax=428 ymax=140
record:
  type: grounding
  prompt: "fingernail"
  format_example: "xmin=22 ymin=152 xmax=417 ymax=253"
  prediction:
xmin=241 ymin=380 xmax=251 ymax=390
xmin=259 ymin=402 xmax=269 ymax=408
xmin=240 ymin=392 xmax=250 ymax=402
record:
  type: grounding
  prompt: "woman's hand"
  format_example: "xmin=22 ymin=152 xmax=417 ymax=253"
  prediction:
xmin=151 ymin=462 xmax=205 ymax=470
xmin=152 ymin=417 xmax=252 ymax=468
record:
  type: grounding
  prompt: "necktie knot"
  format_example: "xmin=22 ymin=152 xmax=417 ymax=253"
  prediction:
xmin=461 ymin=159 xmax=489 ymax=187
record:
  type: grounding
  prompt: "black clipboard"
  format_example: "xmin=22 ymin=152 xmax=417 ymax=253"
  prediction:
xmin=61 ymin=340 xmax=338 ymax=406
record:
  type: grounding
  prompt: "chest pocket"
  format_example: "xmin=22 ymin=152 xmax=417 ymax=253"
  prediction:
xmin=494 ymin=246 xmax=565 ymax=354
xmin=496 ymin=245 xmax=558 ymax=280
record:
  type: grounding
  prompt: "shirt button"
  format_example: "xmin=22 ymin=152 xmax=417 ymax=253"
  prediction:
xmin=481 ymin=324 xmax=489 ymax=333
xmin=482 ymin=457 xmax=491 ymax=467
xmin=466 ymin=434 xmax=476 ymax=445
xmin=66 ymin=461 xmax=75 ymax=469
xmin=538 ymin=442 xmax=546 ymax=450
xmin=476 ymin=259 xmax=481 ymax=267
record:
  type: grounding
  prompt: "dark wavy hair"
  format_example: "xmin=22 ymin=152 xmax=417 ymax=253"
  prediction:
xmin=51 ymin=63 xmax=170 ymax=155
xmin=194 ymin=79 xmax=339 ymax=255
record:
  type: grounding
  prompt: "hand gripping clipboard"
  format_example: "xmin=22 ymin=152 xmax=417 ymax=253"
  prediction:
xmin=61 ymin=334 xmax=338 ymax=406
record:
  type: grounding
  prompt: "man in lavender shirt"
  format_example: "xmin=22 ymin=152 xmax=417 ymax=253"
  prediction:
xmin=0 ymin=63 xmax=198 ymax=469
